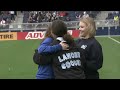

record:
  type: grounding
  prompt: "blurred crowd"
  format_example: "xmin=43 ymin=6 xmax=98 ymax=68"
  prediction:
xmin=0 ymin=11 xmax=17 ymax=28
xmin=105 ymin=11 xmax=120 ymax=25
xmin=106 ymin=11 xmax=120 ymax=21
xmin=0 ymin=11 xmax=17 ymax=24
xmin=23 ymin=11 xmax=101 ymax=23
xmin=1 ymin=11 xmax=120 ymax=31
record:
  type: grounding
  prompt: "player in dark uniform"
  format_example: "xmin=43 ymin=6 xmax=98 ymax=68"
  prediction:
xmin=35 ymin=20 xmax=86 ymax=79
xmin=75 ymin=17 xmax=103 ymax=79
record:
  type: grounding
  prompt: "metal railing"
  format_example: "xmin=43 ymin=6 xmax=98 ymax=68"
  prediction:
xmin=0 ymin=19 xmax=119 ymax=32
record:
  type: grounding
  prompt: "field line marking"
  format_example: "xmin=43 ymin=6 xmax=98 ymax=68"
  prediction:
xmin=108 ymin=36 xmax=120 ymax=44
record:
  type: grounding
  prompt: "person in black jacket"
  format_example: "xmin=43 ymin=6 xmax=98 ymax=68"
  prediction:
xmin=75 ymin=17 xmax=103 ymax=79
xmin=33 ymin=24 xmax=69 ymax=79
xmin=37 ymin=20 xmax=86 ymax=79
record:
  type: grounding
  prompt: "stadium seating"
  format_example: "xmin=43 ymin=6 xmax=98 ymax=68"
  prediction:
xmin=22 ymin=11 xmax=101 ymax=23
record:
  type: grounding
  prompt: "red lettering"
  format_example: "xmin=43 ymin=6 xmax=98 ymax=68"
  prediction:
xmin=34 ymin=33 xmax=39 ymax=38
xmin=25 ymin=32 xmax=45 ymax=40
xmin=26 ymin=33 xmax=32 ymax=39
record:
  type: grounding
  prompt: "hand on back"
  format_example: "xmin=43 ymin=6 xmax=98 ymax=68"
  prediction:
xmin=59 ymin=42 xmax=69 ymax=50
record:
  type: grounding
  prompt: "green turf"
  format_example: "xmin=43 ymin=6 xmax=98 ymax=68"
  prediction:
xmin=111 ymin=36 xmax=120 ymax=42
xmin=0 ymin=36 xmax=120 ymax=79
xmin=0 ymin=40 xmax=41 ymax=79
xmin=96 ymin=36 xmax=120 ymax=79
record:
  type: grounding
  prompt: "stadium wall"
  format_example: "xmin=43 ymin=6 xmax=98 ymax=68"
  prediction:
xmin=0 ymin=30 xmax=77 ymax=41
xmin=96 ymin=26 xmax=120 ymax=35
xmin=0 ymin=27 xmax=120 ymax=41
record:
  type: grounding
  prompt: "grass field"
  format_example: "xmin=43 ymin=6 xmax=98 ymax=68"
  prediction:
xmin=0 ymin=36 xmax=120 ymax=79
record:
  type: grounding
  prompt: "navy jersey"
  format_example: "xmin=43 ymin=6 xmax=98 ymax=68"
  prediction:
xmin=39 ymin=39 xmax=86 ymax=79
xmin=75 ymin=37 xmax=103 ymax=79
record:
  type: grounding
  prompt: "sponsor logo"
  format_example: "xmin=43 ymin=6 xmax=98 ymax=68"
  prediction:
xmin=0 ymin=32 xmax=17 ymax=41
xmin=25 ymin=32 xmax=45 ymax=39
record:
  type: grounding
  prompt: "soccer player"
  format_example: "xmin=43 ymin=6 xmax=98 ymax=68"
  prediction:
xmin=75 ymin=17 xmax=103 ymax=79
xmin=36 ymin=20 xmax=86 ymax=79
xmin=33 ymin=24 xmax=69 ymax=79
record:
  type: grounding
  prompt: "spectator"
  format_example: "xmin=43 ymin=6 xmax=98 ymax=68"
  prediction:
xmin=82 ymin=11 xmax=89 ymax=18
xmin=114 ymin=15 xmax=119 ymax=25
xmin=0 ymin=18 xmax=6 ymax=27
xmin=9 ymin=11 xmax=15 ymax=22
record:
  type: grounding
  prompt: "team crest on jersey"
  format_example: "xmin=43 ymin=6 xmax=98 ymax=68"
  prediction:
xmin=81 ymin=45 xmax=87 ymax=49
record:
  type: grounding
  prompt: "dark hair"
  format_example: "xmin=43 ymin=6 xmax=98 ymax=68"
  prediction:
xmin=51 ymin=20 xmax=67 ymax=37
xmin=51 ymin=20 xmax=75 ymax=48
xmin=41 ymin=24 xmax=53 ymax=43
xmin=44 ymin=24 xmax=53 ymax=38
xmin=63 ymin=34 xmax=76 ymax=48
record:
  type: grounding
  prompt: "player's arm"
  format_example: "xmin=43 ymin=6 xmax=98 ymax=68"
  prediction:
xmin=38 ymin=38 xmax=68 ymax=54
xmin=85 ymin=43 xmax=103 ymax=71
xmin=38 ymin=37 xmax=62 ymax=54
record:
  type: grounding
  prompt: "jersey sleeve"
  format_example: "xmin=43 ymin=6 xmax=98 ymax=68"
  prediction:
xmin=38 ymin=37 xmax=62 ymax=54
xmin=85 ymin=42 xmax=103 ymax=71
